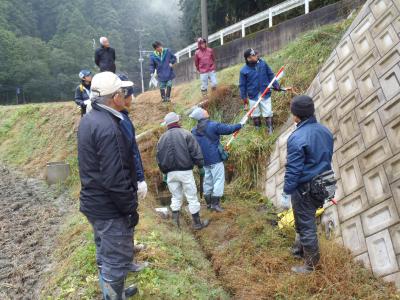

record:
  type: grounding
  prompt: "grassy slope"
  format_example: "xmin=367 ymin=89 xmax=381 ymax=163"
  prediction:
xmin=0 ymin=19 xmax=398 ymax=299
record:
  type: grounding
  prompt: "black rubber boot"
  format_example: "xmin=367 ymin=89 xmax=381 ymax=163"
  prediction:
xmin=291 ymin=248 xmax=320 ymax=274
xmin=192 ymin=212 xmax=209 ymax=230
xmin=201 ymin=89 xmax=208 ymax=97
xmin=204 ymin=194 xmax=212 ymax=209
xmin=252 ymin=117 xmax=261 ymax=129
xmin=291 ymin=233 xmax=304 ymax=259
xmin=102 ymin=277 xmax=138 ymax=299
xmin=166 ymin=86 xmax=172 ymax=101
xmin=128 ymin=261 xmax=149 ymax=272
xmin=265 ymin=117 xmax=274 ymax=134
xmin=172 ymin=210 xmax=180 ymax=228
xmin=210 ymin=196 xmax=224 ymax=212
xmin=160 ymin=88 xmax=166 ymax=102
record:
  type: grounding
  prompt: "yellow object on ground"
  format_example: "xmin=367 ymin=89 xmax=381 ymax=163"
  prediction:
xmin=277 ymin=208 xmax=325 ymax=229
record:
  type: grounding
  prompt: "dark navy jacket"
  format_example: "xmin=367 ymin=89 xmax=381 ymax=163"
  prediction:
xmin=95 ymin=46 xmax=116 ymax=72
xmin=120 ymin=110 xmax=145 ymax=182
xmin=192 ymin=119 xmax=241 ymax=166
xmin=78 ymin=102 xmax=137 ymax=220
xmin=149 ymin=48 xmax=176 ymax=82
xmin=283 ymin=116 xmax=334 ymax=194
xmin=239 ymin=59 xmax=280 ymax=100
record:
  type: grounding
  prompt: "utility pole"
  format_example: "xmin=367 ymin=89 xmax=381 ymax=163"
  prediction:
xmin=135 ymin=29 xmax=145 ymax=94
xmin=201 ymin=0 xmax=208 ymax=41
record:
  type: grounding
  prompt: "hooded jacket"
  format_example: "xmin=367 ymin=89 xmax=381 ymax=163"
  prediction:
xmin=239 ymin=58 xmax=280 ymax=100
xmin=78 ymin=102 xmax=138 ymax=220
xmin=149 ymin=48 xmax=176 ymax=82
xmin=156 ymin=125 xmax=204 ymax=173
xmin=192 ymin=119 xmax=241 ymax=166
xmin=95 ymin=46 xmax=116 ymax=73
xmin=194 ymin=42 xmax=215 ymax=74
xmin=283 ymin=116 xmax=334 ymax=194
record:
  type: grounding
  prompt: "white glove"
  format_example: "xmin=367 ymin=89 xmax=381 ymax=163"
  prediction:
xmin=84 ymin=100 xmax=92 ymax=113
xmin=280 ymin=192 xmax=291 ymax=210
xmin=149 ymin=73 xmax=158 ymax=88
xmin=83 ymin=99 xmax=91 ymax=105
xmin=137 ymin=181 xmax=148 ymax=200
xmin=169 ymin=63 xmax=173 ymax=68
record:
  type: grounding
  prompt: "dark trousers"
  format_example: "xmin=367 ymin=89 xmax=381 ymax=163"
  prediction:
xmin=88 ymin=217 xmax=134 ymax=281
xmin=291 ymin=185 xmax=319 ymax=253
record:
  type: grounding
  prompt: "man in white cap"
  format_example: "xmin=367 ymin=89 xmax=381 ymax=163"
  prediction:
xmin=78 ymin=71 xmax=138 ymax=299
xmin=156 ymin=112 xmax=209 ymax=230
xmin=95 ymin=37 xmax=116 ymax=73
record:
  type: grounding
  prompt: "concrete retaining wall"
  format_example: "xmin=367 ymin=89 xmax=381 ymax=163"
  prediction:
xmin=265 ymin=0 xmax=400 ymax=287
xmin=174 ymin=0 xmax=365 ymax=85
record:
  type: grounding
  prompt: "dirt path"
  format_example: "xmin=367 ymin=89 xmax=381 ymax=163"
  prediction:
xmin=0 ymin=165 xmax=71 ymax=300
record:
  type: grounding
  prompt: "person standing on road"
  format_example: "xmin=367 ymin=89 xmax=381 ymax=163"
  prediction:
xmin=156 ymin=112 xmax=209 ymax=230
xmin=190 ymin=107 xmax=243 ymax=212
xmin=239 ymin=48 xmax=281 ymax=134
xmin=194 ymin=38 xmax=217 ymax=96
xmin=281 ymin=95 xmax=334 ymax=274
xmin=78 ymin=71 xmax=139 ymax=299
xmin=95 ymin=37 xmax=116 ymax=73
xmin=149 ymin=41 xmax=176 ymax=102
xmin=74 ymin=70 xmax=92 ymax=116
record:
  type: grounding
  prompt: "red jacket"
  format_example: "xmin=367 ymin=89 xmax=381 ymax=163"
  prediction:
xmin=195 ymin=46 xmax=216 ymax=74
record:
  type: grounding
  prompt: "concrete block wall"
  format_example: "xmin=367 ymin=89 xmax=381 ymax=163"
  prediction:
xmin=264 ymin=0 xmax=400 ymax=286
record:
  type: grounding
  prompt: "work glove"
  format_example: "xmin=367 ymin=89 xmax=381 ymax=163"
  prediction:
xmin=127 ymin=211 xmax=139 ymax=228
xmin=83 ymin=100 xmax=92 ymax=113
xmin=169 ymin=63 xmax=173 ymax=68
xmin=280 ymin=192 xmax=291 ymax=210
xmin=162 ymin=173 xmax=168 ymax=184
xmin=137 ymin=181 xmax=148 ymax=200
xmin=199 ymin=167 xmax=205 ymax=177
xmin=243 ymin=98 xmax=249 ymax=111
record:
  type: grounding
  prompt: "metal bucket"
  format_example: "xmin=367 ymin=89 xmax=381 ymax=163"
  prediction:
xmin=46 ymin=162 xmax=70 ymax=185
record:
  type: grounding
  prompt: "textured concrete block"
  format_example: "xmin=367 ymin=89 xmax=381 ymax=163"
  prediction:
xmin=379 ymin=93 xmax=400 ymax=125
xmin=392 ymin=179 xmax=400 ymax=215
xmin=354 ymin=48 xmax=380 ymax=79
xmin=333 ymin=132 xmax=343 ymax=152
xmin=360 ymin=112 xmax=385 ymax=148
xmin=394 ymin=14 xmax=400 ymax=33
xmin=266 ymin=158 xmax=280 ymax=177
xmin=275 ymin=168 xmax=285 ymax=185
xmin=332 ymin=153 xmax=340 ymax=180
xmin=357 ymin=68 xmax=380 ymax=99
xmin=385 ymin=115 xmax=400 ymax=154
xmin=375 ymin=25 xmax=399 ymax=56
xmin=366 ymin=229 xmax=398 ymax=276
xmin=319 ymin=92 xmax=339 ymax=118
xmin=354 ymin=31 xmax=376 ymax=60
xmin=384 ymin=153 xmax=400 ymax=183
xmin=383 ymin=272 xmax=400 ymax=289
xmin=320 ymin=55 xmax=340 ymax=82
xmin=355 ymin=89 xmax=385 ymax=122
xmin=338 ymin=188 xmax=369 ymax=222
xmin=270 ymin=144 xmax=279 ymax=161
xmin=335 ymin=179 xmax=344 ymax=202
xmin=313 ymin=92 xmax=323 ymax=110
xmin=335 ymin=53 xmax=358 ymax=79
xmin=279 ymin=145 xmax=287 ymax=169
xmin=371 ymin=9 xmax=398 ymax=37
xmin=337 ymin=90 xmax=361 ymax=119
xmin=275 ymin=182 xmax=284 ymax=205
xmin=380 ymin=65 xmax=400 ymax=100
xmin=375 ymin=44 xmax=400 ymax=77
xmin=323 ymin=205 xmax=341 ymax=237
xmin=359 ymin=138 xmax=393 ymax=173
xmin=307 ymin=76 xmax=321 ymax=98
xmin=341 ymin=216 xmax=367 ymax=255
xmin=389 ymin=223 xmax=400 ymax=254
xmin=338 ymin=71 xmax=357 ymax=99
xmin=355 ymin=252 xmax=371 ymax=269
xmin=321 ymin=73 xmax=338 ymax=98
xmin=340 ymin=159 xmax=364 ymax=195
xmin=363 ymin=166 xmax=392 ymax=205
xmin=362 ymin=199 xmax=399 ymax=236
xmin=278 ymin=125 xmax=295 ymax=148
xmin=339 ymin=110 xmax=360 ymax=143
xmin=265 ymin=176 xmax=276 ymax=200
xmin=337 ymin=134 xmax=365 ymax=167
xmin=337 ymin=36 xmax=355 ymax=62
xmin=351 ymin=13 xmax=376 ymax=42
xmin=370 ymin=0 xmax=394 ymax=19
xmin=320 ymin=109 xmax=338 ymax=134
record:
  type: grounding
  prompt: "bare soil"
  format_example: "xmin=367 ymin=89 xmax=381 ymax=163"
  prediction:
xmin=0 ymin=165 xmax=71 ymax=300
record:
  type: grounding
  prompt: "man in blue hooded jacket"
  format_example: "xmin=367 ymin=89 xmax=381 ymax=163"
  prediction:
xmin=282 ymin=95 xmax=333 ymax=274
xmin=239 ymin=48 xmax=281 ymax=134
xmin=190 ymin=107 xmax=243 ymax=212
xmin=149 ymin=41 xmax=177 ymax=102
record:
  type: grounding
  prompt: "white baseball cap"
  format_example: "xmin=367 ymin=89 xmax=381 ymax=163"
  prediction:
xmin=91 ymin=72 xmax=133 ymax=97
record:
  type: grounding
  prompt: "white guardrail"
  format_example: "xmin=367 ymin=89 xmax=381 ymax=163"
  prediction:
xmin=175 ymin=0 xmax=313 ymax=62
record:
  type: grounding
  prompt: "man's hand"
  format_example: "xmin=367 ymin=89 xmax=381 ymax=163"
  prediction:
xmin=199 ymin=167 xmax=205 ymax=177
xmin=127 ymin=211 xmax=139 ymax=228
xmin=169 ymin=63 xmax=173 ymax=68
xmin=243 ymin=98 xmax=249 ymax=111
xmin=137 ymin=181 xmax=148 ymax=200
xmin=280 ymin=192 xmax=291 ymax=210
xmin=83 ymin=100 xmax=91 ymax=106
